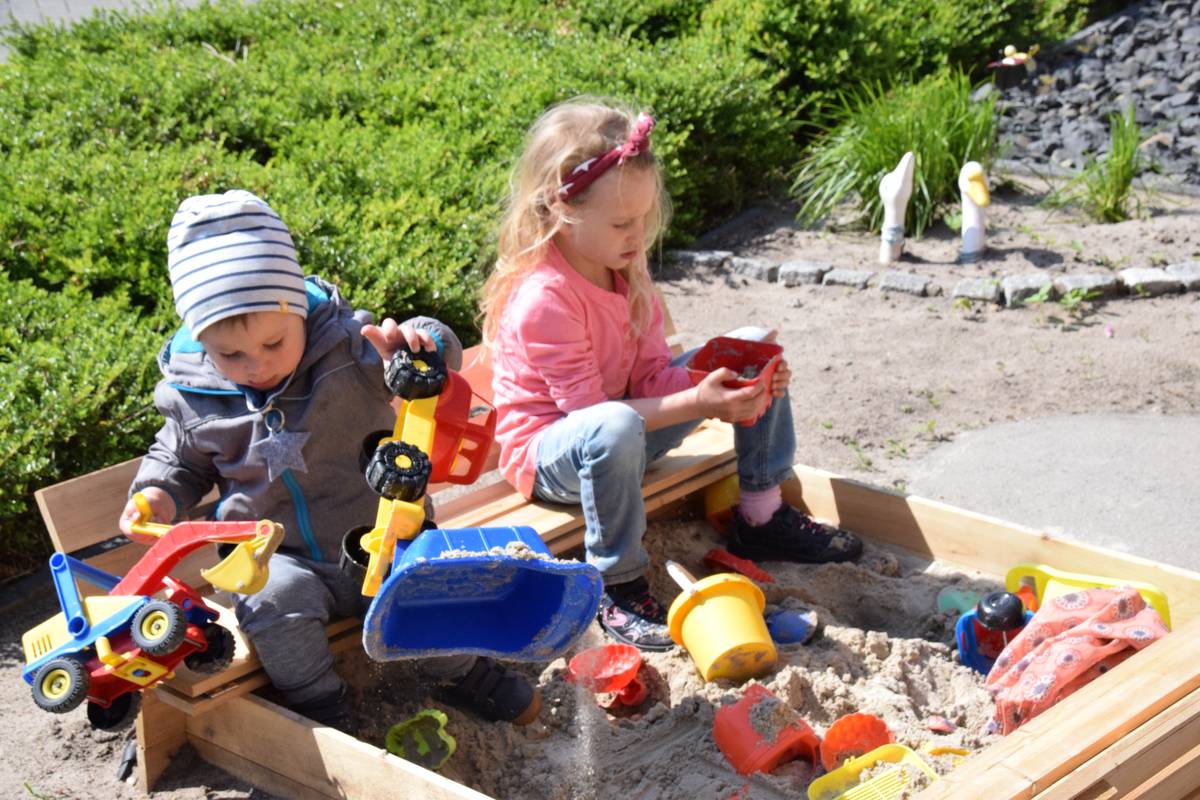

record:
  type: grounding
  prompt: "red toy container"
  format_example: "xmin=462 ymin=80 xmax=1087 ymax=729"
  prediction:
xmin=567 ymin=643 xmax=646 ymax=707
xmin=686 ymin=337 xmax=783 ymax=427
xmin=713 ymin=684 xmax=820 ymax=775
xmin=428 ymin=370 xmax=496 ymax=484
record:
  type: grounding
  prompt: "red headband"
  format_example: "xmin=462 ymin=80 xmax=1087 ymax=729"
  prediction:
xmin=557 ymin=113 xmax=655 ymax=202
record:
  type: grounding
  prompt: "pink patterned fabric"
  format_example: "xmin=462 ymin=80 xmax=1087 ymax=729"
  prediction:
xmin=985 ymin=586 xmax=1169 ymax=735
xmin=558 ymin=113 xmax=655 ymax=202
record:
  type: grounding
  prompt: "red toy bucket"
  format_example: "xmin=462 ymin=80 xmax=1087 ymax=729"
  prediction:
xmin=686 ymin=337 xmax=783 ymax=426
xmin=713 ymin=684 xmax=819 ymax=775
xmin=428 ymin=371 xmax=495 ymax=484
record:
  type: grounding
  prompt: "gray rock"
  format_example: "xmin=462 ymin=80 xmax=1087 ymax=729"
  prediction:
xmin=1119 ymin=267 xmax=1184 ymax=296
xmin=665 ymin=250 xmax=732 ymax=270
xmin=1053 ymin=273 xmax=1122 ymax=298
xmin=779 ymin=260 xmax=831 ymax=287
xmin=729 ymin=256 xmax=779 ymax=283
xmin=1166 ymin=260 xmax=1200 ymax=290
xmin=822 ymin=269 xmax=873 ymax=289
xmin=1002 ymin=273 xmax=1055 ymax=307
xmin=952 ymin=278 xmax=1002 ymax=304
xmin=879 ymin=272 xmax=932 ymax=297
xmin=1167 ymin=91 xmax=1197 ymax=108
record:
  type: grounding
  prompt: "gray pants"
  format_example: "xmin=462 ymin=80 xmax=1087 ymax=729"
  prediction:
xmin=234 ymin=551 xmax=475 ymax=705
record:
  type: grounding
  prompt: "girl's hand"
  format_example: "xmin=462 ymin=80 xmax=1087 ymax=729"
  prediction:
xmin=694 ymin=368 xmax=767 ymax=423
xmin=119 ymin=487 xmax=176 ymax=542
xmin=771 ymin=358 xmax=791 ymax=398
xmin=362 ymin=319 xmax=438 ymax=361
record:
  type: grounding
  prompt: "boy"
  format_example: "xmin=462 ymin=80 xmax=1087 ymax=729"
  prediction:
xmin=119 ymin=190 xmax=539 ymax=727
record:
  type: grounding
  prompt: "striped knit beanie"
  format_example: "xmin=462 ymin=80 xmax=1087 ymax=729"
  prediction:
xmin=167 ymin=190 xmax=308 ymax=337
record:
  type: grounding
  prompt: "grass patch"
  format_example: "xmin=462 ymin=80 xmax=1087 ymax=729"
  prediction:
xmin=790 ymin=68 xmax=997 ymax=236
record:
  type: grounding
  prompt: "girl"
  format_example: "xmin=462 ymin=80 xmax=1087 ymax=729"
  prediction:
xmin=480 ymin=99 xmax=861 ymax=651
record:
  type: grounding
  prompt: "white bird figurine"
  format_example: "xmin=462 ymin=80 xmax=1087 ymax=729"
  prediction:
xmin=878 ymin=151 xmax=915 ymax=264
xmin=958 ymin=161 xmax=990 ymax=264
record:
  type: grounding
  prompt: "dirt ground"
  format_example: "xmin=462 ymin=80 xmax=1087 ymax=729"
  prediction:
xmin=2 ymin=179 xmax=1198 ymax=799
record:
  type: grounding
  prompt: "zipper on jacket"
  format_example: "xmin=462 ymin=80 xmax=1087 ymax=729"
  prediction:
xmin=280 ymin=470 xmax=322 ymax=561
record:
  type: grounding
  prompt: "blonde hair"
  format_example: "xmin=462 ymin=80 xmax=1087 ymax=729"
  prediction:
xmin=479 ymin=97 xmax=671 ymax=347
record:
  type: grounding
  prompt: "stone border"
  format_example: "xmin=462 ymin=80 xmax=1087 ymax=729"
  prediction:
xmin=663 ymin=251 xmax=1200 ymax=309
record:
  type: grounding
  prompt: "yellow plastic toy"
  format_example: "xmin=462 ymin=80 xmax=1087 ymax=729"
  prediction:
xmin=358 ymin=394 xmax=439 ymax=597
xmin=1005 ymin=563 xmax=1171 ymax=629
xmin=665 ymin=561 xmax=776 ymax=682
xmin=129 ymin=493 xmax=283 ymax=594
xmin=807 ymin=744 xmax=939 ymax=800
xmin=386 ymin=708 xmax=457 ymax=771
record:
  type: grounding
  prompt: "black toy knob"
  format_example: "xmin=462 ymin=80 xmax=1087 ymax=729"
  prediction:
xmin=976 ymin=591 xmax=1026 ymax=631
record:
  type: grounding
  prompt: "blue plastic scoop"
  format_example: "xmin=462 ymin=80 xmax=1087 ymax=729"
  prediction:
xmin=362 ymin=526 xmax=602 ymax=662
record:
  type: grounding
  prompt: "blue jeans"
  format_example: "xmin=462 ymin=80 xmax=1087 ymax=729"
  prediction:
xmin=532 ymin=327 xmax=796 ymax=584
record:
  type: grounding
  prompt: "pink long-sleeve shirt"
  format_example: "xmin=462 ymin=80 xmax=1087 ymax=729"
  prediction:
xmin=491 ymin=243 xmax=694 ymax=498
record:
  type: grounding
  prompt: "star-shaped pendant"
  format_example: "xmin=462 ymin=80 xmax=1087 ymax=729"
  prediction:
xmin=250 ymin=429 xmax=311 ymax=482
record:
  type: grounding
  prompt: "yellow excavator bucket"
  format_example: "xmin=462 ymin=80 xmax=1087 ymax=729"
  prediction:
xmin=201 ymin=520 xmax=285 ymax=594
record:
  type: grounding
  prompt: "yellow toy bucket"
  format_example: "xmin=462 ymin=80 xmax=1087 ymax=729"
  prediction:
xmin=666 ymin=561 xmax=776 ymax=681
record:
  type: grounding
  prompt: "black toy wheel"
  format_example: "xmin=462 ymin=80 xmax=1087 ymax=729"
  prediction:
xmin=183 ymin=623 xmax=236 ymax=674
xmin=384 ymin=344 xmax=447 ymax=400
xmin=32 ymin=657 xmax=89 ymax=713
xmin=339 ymin=525 xmax=373 ymax=585
xmin=87 ymin=691 xmax=140 ymax=730
xmin=359 ymin=429 xmax=392 ymax=473
xmin=365 ymin=441 xmax=431 ymax=502
xmin=130 ymin=600 xmax=187 ymax=656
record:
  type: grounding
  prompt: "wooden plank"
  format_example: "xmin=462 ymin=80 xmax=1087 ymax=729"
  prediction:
xmin=188 ymin=738 xmax=332 ymax=800
xmin=135 ymin=688 xmax=188 ymax=791
xmin=35 ymin=457 xmax=142 ymax=553
xmin=1037 ymin=688 xmax=1200 ymax=798
xmin=159 ymin=625 xmax=364 ymax=715
xmin=915 ymin=617 xmax=1200 ymax=799
xmin=187 ymin=694 xmax=491 ymax=799
xmin=1122 ymin=741 xmax=1200 ymax=800
xmin=168 ymin=604 xmax=360 ymax=698
xmin=789 ymin=465 xmax=1200 ymax=625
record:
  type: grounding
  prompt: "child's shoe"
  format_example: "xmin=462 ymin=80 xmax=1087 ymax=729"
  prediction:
xmin=598 ymin=576 xmax=674 ymax=652
xmin=438 ymin=657 xmax=541 ymax=725
xmin=728 ymin=504 xmax=863 ymax=563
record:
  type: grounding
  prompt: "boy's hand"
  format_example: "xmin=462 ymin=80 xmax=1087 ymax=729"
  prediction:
xmin=362 ymin=319 xmax=438 ymax=361
xmin=694 ymin=368 xmax=767 ymax=424
xmin=118 ymin=487 xmax=176 ymax=542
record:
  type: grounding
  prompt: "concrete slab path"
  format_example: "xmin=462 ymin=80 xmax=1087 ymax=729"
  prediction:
xmin=909 ymin=413 xmax=1200 ymax=573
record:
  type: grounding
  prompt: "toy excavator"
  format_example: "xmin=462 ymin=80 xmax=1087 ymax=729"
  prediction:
xmin=345 ymin=344 xmax=603 ymax=663
xmin=20 ymin=496 xmax=283 ymax=729
xmin=344 ymin=342 xmax=495 ymax=597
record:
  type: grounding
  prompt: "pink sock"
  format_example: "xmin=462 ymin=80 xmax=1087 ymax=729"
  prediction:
xmin=738 ymin=485 xmax=782 ymax=526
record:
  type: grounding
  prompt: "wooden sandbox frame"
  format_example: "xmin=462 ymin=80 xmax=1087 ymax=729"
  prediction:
xmin=152 ymin=463 xmax=1200 ymax=799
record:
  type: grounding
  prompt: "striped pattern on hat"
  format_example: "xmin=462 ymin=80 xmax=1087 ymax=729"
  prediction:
xmin=167 ymin=190 xmax=308 ymax=336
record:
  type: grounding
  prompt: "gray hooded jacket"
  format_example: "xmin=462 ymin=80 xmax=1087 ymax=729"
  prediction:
xmin=131 ymin=276 xmax=462 ymax=563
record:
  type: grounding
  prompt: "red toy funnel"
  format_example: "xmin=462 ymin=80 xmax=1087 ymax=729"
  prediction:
xmin=686 ymin=337 xmax=783 ymax=426
xmin=568 ymin=644 xmax=646 ymax=706
xmin=713 ymin=684 xmax=819 ymax=775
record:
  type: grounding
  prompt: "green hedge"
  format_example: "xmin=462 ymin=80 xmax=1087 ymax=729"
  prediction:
xmin=0 ymin=0 xmax=795 ymax=572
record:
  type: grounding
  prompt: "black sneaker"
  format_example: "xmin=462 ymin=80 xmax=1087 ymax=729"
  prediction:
xmin=438 ymin=657 xmax=541 ymax=725
xmin=598 ymin=577 xmax=675 ymax=652
xmin=728 ymin=504 xmax=863 ymax=563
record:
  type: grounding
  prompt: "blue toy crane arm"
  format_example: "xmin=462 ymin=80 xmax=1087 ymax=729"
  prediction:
xmin=48 ymin=552 xmax=121 ymax=641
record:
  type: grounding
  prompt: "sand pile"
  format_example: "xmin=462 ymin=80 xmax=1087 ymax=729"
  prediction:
xmin=342 ymin=516 xmax=1004 ymax=799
